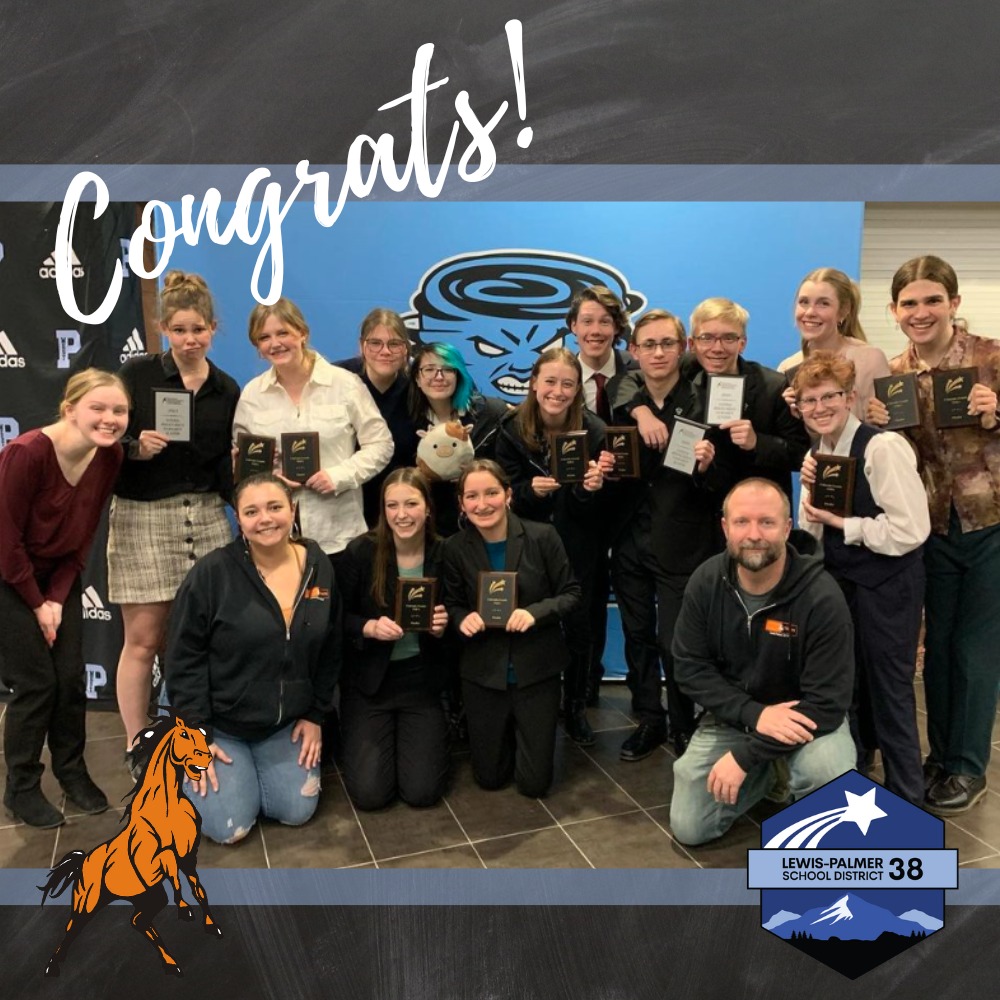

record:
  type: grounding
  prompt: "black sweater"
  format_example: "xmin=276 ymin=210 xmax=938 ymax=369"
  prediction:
xmin=165 ymin=537 xmax=342 ymax=742
xmin=672 ymin=544 xmax=854 ymax=771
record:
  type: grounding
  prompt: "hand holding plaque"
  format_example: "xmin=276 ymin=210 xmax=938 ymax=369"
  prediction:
xmin=932 ymin=367 xmax=979 ymax=428
xmin=874 ymin=374 xmax=920 ymax=430
xmin=706 ymin=375 xmax=746 ymax=425
xmin=549 ymin=431 xmax=589 ymax=483
xmin=477 ymin=571 xmax=517 ymax=628
xmin=280 ymin=432 xmax=321 ymax=483
xmin=154 ymin=389 xmax=193 ymax=442
xmin=236 ymin=433 xmax=276 ymax=482
xmin=605 ymin=426 xmax=640 ymax=477
xmin=394 ymin=577 xmax=437 ymax=632
xmin=811 ymin=454 xmax=856 ymax=517
xmin=662 ymin=417 xmax=709 ymax=475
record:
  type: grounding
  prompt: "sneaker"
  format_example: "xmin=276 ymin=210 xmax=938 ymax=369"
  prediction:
xmin=3 ymin=786 xmax=65 ymax=828
xmin=925 ymin=773 xmax=987 ymax=816
xmin=619 ymin=722 xmax=667 ymax=762
xmin=60 ymin=774 xmax=109 ymax=815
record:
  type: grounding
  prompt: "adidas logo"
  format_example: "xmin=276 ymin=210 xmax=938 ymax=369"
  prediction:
xmin=81 ymin=585 xmax=113 ymax=621
xmin=0 ymin=330 xmax=25 ymax=368
xmin=119 ymin=329 xmax=145 ymax=363
xmin=39 ymin=249 xmax=85 ymax=280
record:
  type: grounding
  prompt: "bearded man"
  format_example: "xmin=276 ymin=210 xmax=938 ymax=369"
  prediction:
xmin=668 ymin=478 xmax=856 ymax=846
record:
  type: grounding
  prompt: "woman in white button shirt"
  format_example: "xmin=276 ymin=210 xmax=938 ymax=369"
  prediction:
xmin=233 ymin=298 xmax=394 ymax=569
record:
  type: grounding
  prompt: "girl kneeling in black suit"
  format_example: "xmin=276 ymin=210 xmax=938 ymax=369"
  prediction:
xmin=442 ymin=459 xmax=581 ymax=798
xmin=339 ymin=468 xmax=450 ymax=809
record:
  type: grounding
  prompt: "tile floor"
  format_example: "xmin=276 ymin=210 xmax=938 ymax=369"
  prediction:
xmin=2 ymin=684 xmax=999 ymax=870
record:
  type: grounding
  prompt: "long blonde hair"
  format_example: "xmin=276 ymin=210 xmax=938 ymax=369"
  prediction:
xmin=796 ymin=268 xmax=866 ymax=353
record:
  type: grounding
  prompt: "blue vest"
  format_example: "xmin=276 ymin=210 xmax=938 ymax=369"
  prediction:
xmin=820 ymin=424 xmax=923 ymax=587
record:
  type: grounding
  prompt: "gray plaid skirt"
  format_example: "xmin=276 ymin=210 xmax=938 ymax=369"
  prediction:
xmin=107 ymin=493 xmax=233 ymax=603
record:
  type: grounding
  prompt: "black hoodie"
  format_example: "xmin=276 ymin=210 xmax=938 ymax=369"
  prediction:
xmin=165 ymin=536 xmax=342 ymax=743
xmin=672 ymin=542 xmax=854 ymax=771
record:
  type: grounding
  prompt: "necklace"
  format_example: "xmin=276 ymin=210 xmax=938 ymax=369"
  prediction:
xmin=252 ymin=543 xmax=302 ymax=583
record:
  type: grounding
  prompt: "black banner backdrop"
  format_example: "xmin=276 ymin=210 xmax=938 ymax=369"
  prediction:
xmin=0 ymin=202 xmax=145 ymax=708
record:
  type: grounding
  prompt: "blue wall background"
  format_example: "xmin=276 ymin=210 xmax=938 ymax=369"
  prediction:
xmin=166 ymin=201 xmax=864 ymax=394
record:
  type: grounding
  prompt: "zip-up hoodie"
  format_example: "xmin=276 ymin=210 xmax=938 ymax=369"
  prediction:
xmin=165 ymin=536 xmax=342 ymax=743
xmin=672 ymin=542 xmax=854 ymax=772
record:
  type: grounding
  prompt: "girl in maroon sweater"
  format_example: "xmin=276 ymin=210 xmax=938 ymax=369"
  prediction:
xmin=0 ymin=369 xmax=128 ymax=828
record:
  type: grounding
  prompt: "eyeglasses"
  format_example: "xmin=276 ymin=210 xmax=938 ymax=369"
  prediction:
xmin=364 ymin=338 xmax=408 ymax=354
xmin=796 ymin=390 xmax=847 ymax=411
xmin=692 ymin=333 xmax=743 ymax=346
xmin=418 ymin=365 xmax=458 ymax=379
xmin=635 ymin=339 xmax=682 ymax=354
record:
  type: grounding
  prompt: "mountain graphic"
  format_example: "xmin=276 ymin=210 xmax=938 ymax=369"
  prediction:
xmin=770 ymin=893 xmax=936 ymax=941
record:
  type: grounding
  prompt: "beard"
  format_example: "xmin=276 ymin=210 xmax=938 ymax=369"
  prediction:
xmin=730 ymin=540 xmax=783 ymax=572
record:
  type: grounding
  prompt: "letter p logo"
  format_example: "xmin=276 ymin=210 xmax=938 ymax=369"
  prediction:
xmin=56 ymin=330 xmax=81 ymax=369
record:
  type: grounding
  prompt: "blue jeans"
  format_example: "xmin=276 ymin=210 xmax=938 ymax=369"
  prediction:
xmin=670 ymin=715 xmax=855 ymax=846
xmin=185 ymin=724 xmax=321 ymax=844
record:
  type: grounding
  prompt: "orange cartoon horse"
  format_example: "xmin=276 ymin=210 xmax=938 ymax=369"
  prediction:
xmin=38 ymin=714 xmax=220 ymax=976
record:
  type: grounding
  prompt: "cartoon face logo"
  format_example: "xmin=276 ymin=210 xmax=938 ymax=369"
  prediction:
xmin=403 ymin=250 xmax=646 ymax=399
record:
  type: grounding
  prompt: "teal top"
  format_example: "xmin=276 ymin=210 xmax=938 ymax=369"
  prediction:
xmin=391 ymin=562 xmax=424 ymax=661
xmin=483 ymin=539 xmax=516 ymax=685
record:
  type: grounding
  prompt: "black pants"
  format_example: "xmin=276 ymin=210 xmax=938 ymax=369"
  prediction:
xmin=839 ymin=570 xmax=925 ymax=805
xmin=0 ymin=578 xmax=88 ymax=793
xmin=340 ymin=656 xmax=449 ymax=810
xmin=462 ymin=675 xmax=561 ymax=798
xmin=611 ymin=525 xmax=694 ymax=734
xmin=587 ymin=546 xmax=611 ymax=687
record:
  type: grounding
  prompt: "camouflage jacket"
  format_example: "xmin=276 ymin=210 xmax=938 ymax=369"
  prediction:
xmin=890 ymin=328 xmax=1000 ymax=535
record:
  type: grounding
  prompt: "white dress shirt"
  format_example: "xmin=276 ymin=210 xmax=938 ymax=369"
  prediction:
xmin=580 ymin=352 xmax=618 ymax=412
xmin=798 ymin=413 xmax=930 ymax=556
xmin=233 ymin=356 xmax=393 ymax=553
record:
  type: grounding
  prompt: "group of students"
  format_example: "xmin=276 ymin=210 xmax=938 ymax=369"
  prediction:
xmin=1 ymin=253 xmax=997 ymax=844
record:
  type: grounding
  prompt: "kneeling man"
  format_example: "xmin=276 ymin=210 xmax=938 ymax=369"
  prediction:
xmin=669 ymin=478 xmax=855 ymax=846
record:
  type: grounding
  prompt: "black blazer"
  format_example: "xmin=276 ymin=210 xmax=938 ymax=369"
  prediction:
xmin=441 ymin=513 xmax=581 ymax=690
xmin=604 ymin=371 xmax=736 ymax=575
xmin=494 ymin=409 xmax=608 ymax=576
xmin=339 ymin=533 xmax=448 ymax=697
xmin=685 ymin=357 xmax=809 ymax=501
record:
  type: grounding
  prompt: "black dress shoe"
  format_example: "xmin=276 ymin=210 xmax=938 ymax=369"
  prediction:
xmin=925 ymin=773 xmax=987 ymax=815
xmin=923 ymin=760 xmax=944 ymax=793
xmin=564 ymin=703 xmax=596 ymax=747
xmin=61 ymin=775 xmax=109 ymax=815
xmin=3 ymin=786 xmax=65 ymax=828
xmin=620 ymin=723 xmax=667 ymax=762
xmin=670 ymin=730 xmax=691 ymax=758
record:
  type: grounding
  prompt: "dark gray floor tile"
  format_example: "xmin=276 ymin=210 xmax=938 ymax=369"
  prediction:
xmin=379 ymin=844 xmax=484 ymax=868
xmin=85 ymin=708 xmax=127 ymax=742
xmin=443 ymin=755 xmax=555 ymax=841
xmin=958 ymin=854 xmax=1000 ymax=868
xmin=475 ymin=827 xmax=590 ymax=868
xmin=946 ymin=790 xmax=1000 ymax=855
xmin=662 ymin=812 xmax=760 ymax=869
xmin=263 ymin=780 xmax=374 ymax=868
xmin=0 ymin=823 xmax=60 ymax=868
xmin=544 ymin=739 xmax=645 ymax=823
xmin=356 ymin=794 xmax=468 ymax=862
xmin=575 ymin=729 xmax=673 ymax=810
xmin=942 ymin=821 xmax=998 ymax=864
xmin=564 ymin=810 xmax=698 ymax=869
